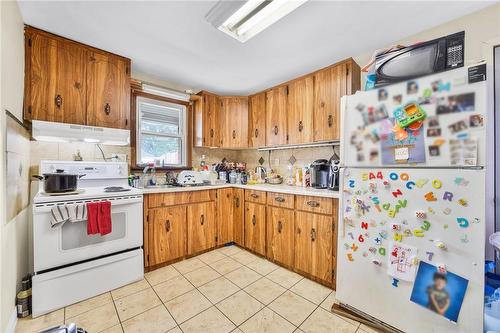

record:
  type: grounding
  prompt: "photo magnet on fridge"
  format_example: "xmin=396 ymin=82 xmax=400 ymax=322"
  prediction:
xmin=410 ymin=261 xmax=468 ymax=323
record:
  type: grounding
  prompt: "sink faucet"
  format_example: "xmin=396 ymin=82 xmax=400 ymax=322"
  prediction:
xmin=143 ymin=163 xmax=156 ymax=186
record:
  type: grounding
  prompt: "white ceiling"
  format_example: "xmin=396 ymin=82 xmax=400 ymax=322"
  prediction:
xmin=18 ymin=1 xmax=493 ymax=95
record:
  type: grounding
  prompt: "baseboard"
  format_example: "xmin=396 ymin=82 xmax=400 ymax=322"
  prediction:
xmin=5 ymin=306 xmax=18 ymax=333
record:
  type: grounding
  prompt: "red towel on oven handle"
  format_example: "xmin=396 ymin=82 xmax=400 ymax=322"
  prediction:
xmin=98 ymin=201 xmax=112 ymax=236
xmin=86 ymin=202 xmax=100 ymax=235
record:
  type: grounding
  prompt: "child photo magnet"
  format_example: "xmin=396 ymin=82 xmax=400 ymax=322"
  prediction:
xmin=410 ymin=261 xmax=468 ymax=323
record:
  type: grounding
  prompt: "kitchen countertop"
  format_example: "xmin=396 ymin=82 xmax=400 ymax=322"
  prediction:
xmin=140 ymin=183 xmax=340 ymax=199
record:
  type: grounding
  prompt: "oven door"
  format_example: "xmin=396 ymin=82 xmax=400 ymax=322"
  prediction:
xmin=33 ymin=195 xmax=143 ymax=272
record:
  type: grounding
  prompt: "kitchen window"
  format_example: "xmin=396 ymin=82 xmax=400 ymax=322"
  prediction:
xmin=136 ymin=96 xmax=187 ymax=167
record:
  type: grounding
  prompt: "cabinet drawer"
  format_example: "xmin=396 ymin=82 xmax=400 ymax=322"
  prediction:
xmin=296 ymin=196 xmax=333 ymax=215
xmin=148 ymin=190 xmax=215 ymax=208
xmin=267 ymin=192 xmax=294 ymax=209
xmin=245 ymin=190 xmax=267 ymax=204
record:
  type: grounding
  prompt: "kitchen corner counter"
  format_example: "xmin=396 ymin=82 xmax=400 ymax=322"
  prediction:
xmin=139 ymin=183 xmax=340 ymax=199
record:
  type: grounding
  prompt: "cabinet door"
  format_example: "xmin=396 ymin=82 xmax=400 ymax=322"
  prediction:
xmin=220 ymin=97 xmax=248 ymax=148
xmin=220 ymin=97 xmax=231 ymax=148
xmin=266 ymin=86 xmax=288 ymax=146
xmin=244 ymin=202 xmax=266 ymax=256
xmin=149 ymin=206 xmax=186 ymax=266
xmin=217 ymin=188 xmax=234 ymax=245
xmin=248 ymin=93 xmax=266 ymax=147
xmin=86 ymin=52 xmax=130 ymax=129
xmin=205 ymin=93 xmax=220 ymax=147
xmin=313 ymin=64 xmax=347 ymax=142
xmin=295 ymin=211 xmax=333 ymax=283
xmin=233 ymin=188 xmax=245 ymax=246
xmin=287 ymin=76 xmax=313 ymax=144
xmin=267 ymin=207 xmax=294 ymax=267
xmin=26 ymin=32 xmax=86 ymax=124
xmin=294 ymin=211 xmax=313 ymax=275
xmin=187 ymin=202 xmax=216 ymax=254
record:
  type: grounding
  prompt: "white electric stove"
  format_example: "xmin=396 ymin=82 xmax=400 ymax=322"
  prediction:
xmin=32 ymin=161 xmax=144 ymax=317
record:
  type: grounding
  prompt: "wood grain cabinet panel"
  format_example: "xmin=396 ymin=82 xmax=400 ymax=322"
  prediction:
xmin=193 ymin=92 xmax=220 ymax=147
xmin=265 ymin=86 xmax=288 ymax=146
xmin=287 ymin=76 xmax=313 ymax=144
xmin=25 ymin=31 xmax=87 ymax=124
xmin=295 ymin=211 xmax=334 ymax=284
xmin=233 ymin=188 xmax=245 ymax=246
xmin=220 ymin=97 xmax=248 ymax=148
xmin=248 ymin=92 xmax=266 ymax=147
xmin=187 ymin=201 xmax=216 ymax=255
xmin=267 ymin=207 xmax=294 ymax=267
xmin=148 ymin=190 xmax=215 ymax=208
xmin=244 ymin=202 xmax=266 ymax=256
xmin=245 ymin=190 xmax=267 ymax=204
xmin=266 ymin=192 xmax=294 ymax=209
xmin=149 ymin=206 xmax=186 ymax=266
xmin=295 ymin=196 xmax=333 ymax=215
xmin=86 ymin=51 xmax=130 ymax=129
xmin=217 ymin=188 xmax=234 ymax=245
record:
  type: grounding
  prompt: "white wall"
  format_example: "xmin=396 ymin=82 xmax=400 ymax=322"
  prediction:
xmin=1 ymin=1 xmax=29 ymax=332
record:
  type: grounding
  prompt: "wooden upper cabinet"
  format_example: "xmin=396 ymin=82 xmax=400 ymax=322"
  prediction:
xmin=193 ymin=92 xmax=220 ymax=147
xmin=24 ymin=27 xmax=131 ymax=129
xmin=25 ymin=30 xmax=87 ymax=124
xmin=287 ymin=76 xmax=313 ymax=144
xmin=266 ymin=86 xmax=288 ymax=146
xmin=248 ymin=92 xmax=266 ymax=147
xmin=86 ymin=51 xmax=130 ymax=129
xmin=313 ymin=59 xmax=360 ymax=142
xmin=220 ymin=96 xmax=248 ymax=148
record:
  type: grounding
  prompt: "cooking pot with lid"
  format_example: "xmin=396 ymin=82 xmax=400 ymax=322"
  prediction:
xmin=32 ymin=169 xmax=85 ymax=193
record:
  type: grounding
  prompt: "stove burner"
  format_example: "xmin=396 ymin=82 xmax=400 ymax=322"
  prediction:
xmin=104 ymin=186 xmax=132 ymax=193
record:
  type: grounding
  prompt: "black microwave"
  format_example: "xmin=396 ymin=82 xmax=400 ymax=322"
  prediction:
xmin=374 ymin=31 xmax=465 ymax=87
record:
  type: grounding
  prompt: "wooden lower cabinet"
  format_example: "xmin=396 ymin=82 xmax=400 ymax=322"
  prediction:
xmin=295 ymin=211 xmax=333 ymax=284
xmin=233 ymin=189 xmax=245 ymax=245
xmin=187 ymin=201 xmax=216 ymax=255
xmin=266 ymin=207 xmax=294 ymax=267
xmin=244 ymin=202 xmax=266 ymax=256
xmin=148 ymin=206 xmax=186 ymax=266
xmin=217 ymin=188 xmax=234 ymax=245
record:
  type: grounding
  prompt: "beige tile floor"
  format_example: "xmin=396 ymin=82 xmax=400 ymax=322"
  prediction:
xmin=16 ymin=246 xmax=380 ymax=333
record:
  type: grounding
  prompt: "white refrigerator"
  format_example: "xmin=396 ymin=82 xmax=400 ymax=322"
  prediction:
xmin=337 ymin=63 xmax=487 ymax=333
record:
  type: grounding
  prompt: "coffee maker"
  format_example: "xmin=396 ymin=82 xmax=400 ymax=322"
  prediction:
xmin=311 ymin=160 xmax=330 ymax=189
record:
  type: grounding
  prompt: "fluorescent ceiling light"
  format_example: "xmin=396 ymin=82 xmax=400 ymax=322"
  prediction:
xmin=142 ymin=84 xmax=191 ymax=101
xmin=209 ymin=0 xmax=308 ymax=43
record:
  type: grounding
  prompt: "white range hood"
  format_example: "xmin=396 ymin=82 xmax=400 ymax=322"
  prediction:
xmin=32 ymin=120 xmax=130 ymax=146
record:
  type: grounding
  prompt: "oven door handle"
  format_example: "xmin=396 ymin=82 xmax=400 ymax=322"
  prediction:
xmin=33 ymin=196 xmax=143 ymax=214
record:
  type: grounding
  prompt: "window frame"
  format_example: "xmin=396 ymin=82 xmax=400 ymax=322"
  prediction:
xmin=131 ymin=90 xmax=192 ymax=170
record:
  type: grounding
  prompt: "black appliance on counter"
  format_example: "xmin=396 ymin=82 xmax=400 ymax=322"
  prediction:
xmin=374 ymin=31 xmax=464 ymax=87
xmin=311 ymin=159 xmax=330 ymax=189
xmin=328 ymin=154 xmax=340 ymax=191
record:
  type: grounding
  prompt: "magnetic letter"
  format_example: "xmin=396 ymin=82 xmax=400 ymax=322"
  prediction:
xmin=382 ymin=203 xmax=390 ymax=211
xmin=421 ymin=220 xmax=431 ymax=231
xmin=400 ymin=173 xmax=409 ymax=181
xmin=424 ymin=192 xmax=437 ymax=201
xmin=406 ymin=181 xmax=416 ymax=189
xmin=361 ymin=222 xmax=368 ymax=230
xmin=362 ymin=173 xmax=368 ymax=181
xmin=390 ymin=173 xmax=398 ymax=180
xmin=392 ymin=278 xmax=399 ymax=287
xmin=443 ymin=191 xmax=454 ymax=202
xmin=413 ymin=229 xmax=424 ymax=237
xmin=379 ymin=247 xmax=386 ymax=256
xmin=351 ymin=243 xmax=359 ymax=251
xmin=416 ymin=178 xmax=429 ymax=188
xmin=349 ymin=180 xmax=355 ymax=188
xmin=347 ymin=253 xmax=354 ymax=261
xmin=358 ymin=235 xmax=365 ymax=243
xmin=369 ymin=172 xmax=376 ymax=180
xmin=457 ymin=217 xmax=469 ymax=228
xmin=392 ymin=189 xmax=403 ymax=198
xmin=393 ymin=233 xmax=403 ymax=242
xmin=432 ymin=180 xmax=442 ymax=189
xmin=376 ymin=171 xmax=383 ymax=180
xmin=388 ymin=210 xmax=396 ymax=218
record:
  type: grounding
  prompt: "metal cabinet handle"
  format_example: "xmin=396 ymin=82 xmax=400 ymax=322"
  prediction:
xmin=278 ymin=221 xmax=283 ymax=233
xmin=320 ymin=101 xmax=325 ymax=108
xmin=200 ymin=214 xmax=205 ymax=226
xmin=328 ymin=114 xmax=333 ymax=127
xmin=252 ymin=215 xmax=256 ymax=226
xmin=307 ymin=200 xmax=320 ymax=207
xmin=273 ymin=126 xmax=278 ymax=135
xmin=232 ymin=130 xmax=236 ymax=139
xmin=251 ymin=193 xmax=259 ymax=199
xmin=275 ymin=196 xmax=285 ymax=203
xmin=55 ymin=95 xmax=63 ymax=108
xmin=310 ymin=228 xmax=317 ymax=241
xmin=104 ymin=103 xmax=111 ymax=115
xmin=165 ymin=219 xmax=170 ymax=232
xmin=210 ymin=128 xmax=214 ymax=138
xmin=255 ymin=129 xmax=259 ymax=138
xmin=298 ymin=121 xmax=303 ymax=132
